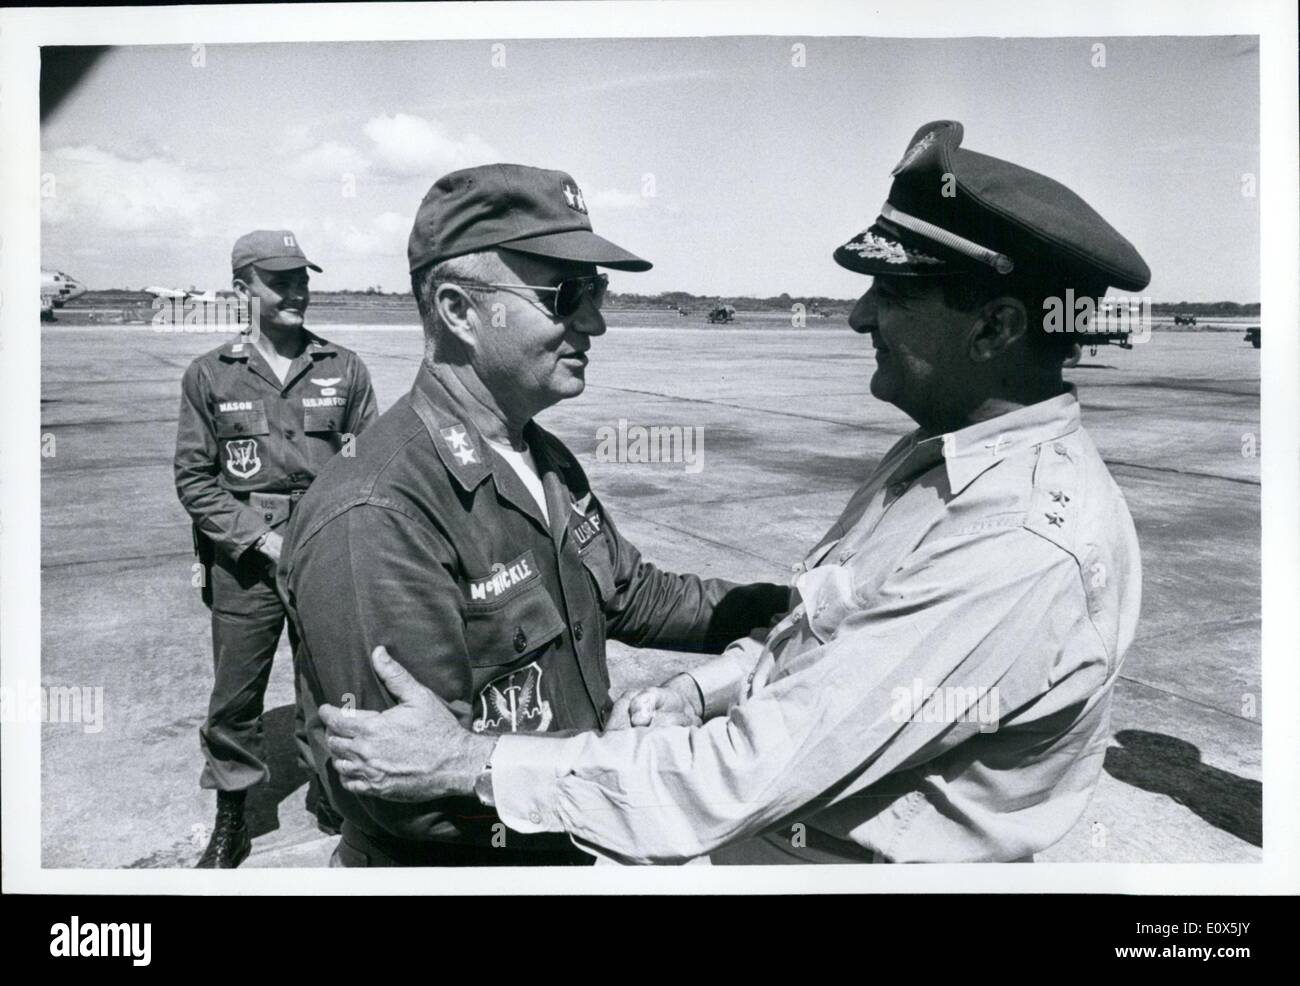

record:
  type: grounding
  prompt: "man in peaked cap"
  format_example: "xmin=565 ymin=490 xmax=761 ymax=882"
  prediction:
xmin=175 ymin=230 xmax=378 ymax=867
xmin=318 ymin=124 xmax=1151 ymax=865
xmin=280 ymin=164 xmax=791 ymax=866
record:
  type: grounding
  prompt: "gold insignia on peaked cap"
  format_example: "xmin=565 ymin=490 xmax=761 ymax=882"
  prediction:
xmin=892 ymin=130 xmax=939 ymax=176
xmin=839 ymin=230 xmax=944 ymax=266
xmin=891 ymin=120 xmax=961 ymax=176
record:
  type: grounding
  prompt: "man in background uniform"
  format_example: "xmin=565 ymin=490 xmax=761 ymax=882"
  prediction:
xmin=321 ymin=121 xmax=1152 ymax=865
xmin=280 ymin=165 xmax=792 ymax=866
xmin=175 ymin=230 xmax=378 ymax=867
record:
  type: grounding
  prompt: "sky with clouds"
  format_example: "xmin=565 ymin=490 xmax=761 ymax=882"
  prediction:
xmin=41 ymin=35 xmax=1259 ymax=301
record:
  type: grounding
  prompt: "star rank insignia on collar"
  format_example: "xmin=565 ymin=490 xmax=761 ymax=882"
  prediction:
xmin=440 ymin=424 xmax=479 ymax=466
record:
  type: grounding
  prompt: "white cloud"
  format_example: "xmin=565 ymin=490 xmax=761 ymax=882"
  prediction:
xmin=282 ymin=115 xmax=500 ymax=187
xmin=315 ymin=211 xmax=411 ymax=258
xmin=41 ymin=145 xmax=219 ymax=235
xmin=584 ymin=187 xmax=650 ymax=211
xmin=339 ymin=225 xmax=384 ymax=255
xmin=277 ymin=122 xmax=319 ymax=157
xmin=362 ymin=113 xmax=499 ymax=178
xmin=372 ymin=210 xmax=411 ymax=236
xmin=287 ymin=141 xmax=370 ymax=180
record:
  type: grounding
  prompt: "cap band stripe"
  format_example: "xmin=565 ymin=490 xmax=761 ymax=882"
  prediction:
xmin=881 ymin=203 xmax=1015 ymax=274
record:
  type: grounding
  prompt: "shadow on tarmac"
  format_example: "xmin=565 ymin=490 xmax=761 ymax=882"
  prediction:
xmin=124 ymin=705 xmax=311 ymax=868
xmin=1104 ymin=729 xmax=1261 ymax=847
xmin=243 ymin=704 xmax=311 ymax=840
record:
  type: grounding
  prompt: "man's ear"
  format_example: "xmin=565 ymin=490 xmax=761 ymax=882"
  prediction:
xmin=968 ymin=296 xmax=1028 ymax=362
xmin=434 ymin=283 xmax=480 ymax=353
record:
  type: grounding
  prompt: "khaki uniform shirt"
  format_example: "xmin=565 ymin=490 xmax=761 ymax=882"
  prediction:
xmin=491 ymin=389 xmax=1142 ymax=863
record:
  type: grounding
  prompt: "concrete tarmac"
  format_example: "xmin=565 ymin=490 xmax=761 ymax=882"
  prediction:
xmin=38 ymin=316 xmax=1261 ymax=867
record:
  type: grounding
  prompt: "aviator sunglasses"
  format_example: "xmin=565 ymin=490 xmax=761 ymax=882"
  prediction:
xmin=448 ymin=273 xmax=609 ymax=319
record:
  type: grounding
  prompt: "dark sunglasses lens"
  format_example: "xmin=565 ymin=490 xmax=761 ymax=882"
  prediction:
xmin=555 ymin=276 xmax=607 ymax=317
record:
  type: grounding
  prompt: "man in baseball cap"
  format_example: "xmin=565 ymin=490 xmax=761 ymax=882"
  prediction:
xmin=176 ymin=228 xmax=377 ymax=866
xmin=407 ymin=163 xmax=652 ymax=272
xmin=231 ymin=229 xmax=325 ymax=274
xmin=316 ymin=126 xmax=1153 ymax=868
xmin=282 ymin=164 xmax=791 ymax=866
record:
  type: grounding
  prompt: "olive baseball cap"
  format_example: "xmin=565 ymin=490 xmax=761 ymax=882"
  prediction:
xmin=231 ymin=229 xmax=322 ymax=273
xmin=407 ymin=163 xmax=652 ymax=273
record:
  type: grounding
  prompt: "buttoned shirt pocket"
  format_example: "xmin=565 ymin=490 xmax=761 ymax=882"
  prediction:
xmin=464 ymin=583 xmax=568 ymax=735
xmin=213 ymin=402 xmax=270 ymax=482
xmin=303 ymin=406 xmax=344 ymax=435
xmin=213 ymin=403 xmax=269 ymax=439
xmin=463 ymin=581 xmax=566 ymax=668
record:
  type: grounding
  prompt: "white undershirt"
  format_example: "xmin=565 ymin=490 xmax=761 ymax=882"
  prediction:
xmin=485 ymin=438 xmax=550 ymax=523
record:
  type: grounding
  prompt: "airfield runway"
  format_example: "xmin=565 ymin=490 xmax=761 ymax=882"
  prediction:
xmin=39 ymin=313 xmax=1261 ymax=867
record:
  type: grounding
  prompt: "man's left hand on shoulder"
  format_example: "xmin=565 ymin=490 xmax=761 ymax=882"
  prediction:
xmin=320 ymin=646 xmax=493 ymax=802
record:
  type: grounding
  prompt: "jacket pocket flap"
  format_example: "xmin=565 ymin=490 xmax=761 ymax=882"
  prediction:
xmin=579 ymin=544 xmax=617 ymax=602
xmin=214 ymin=404 xmax=269 ymax=438
xmin=303 ymin=406 xmax=343 ymax=433
xmin=464 ymin=580 xmax=566 ymax=667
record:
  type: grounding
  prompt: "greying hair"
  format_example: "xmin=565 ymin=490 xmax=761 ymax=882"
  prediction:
xmin=411 ymin=251 xmax=504 ymax=363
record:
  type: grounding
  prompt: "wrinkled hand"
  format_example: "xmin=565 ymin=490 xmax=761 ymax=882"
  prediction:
xmin=318 ymin=646 xmax=491 ymax=802
xmin=606 ymin=674 xmax=703 ymax=731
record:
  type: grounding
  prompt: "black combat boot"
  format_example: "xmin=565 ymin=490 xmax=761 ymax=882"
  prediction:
xmin=195 ymin=790 xmax=251 ymax=868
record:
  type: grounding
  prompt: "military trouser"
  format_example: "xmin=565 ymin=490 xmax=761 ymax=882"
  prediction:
xmin=198 ymin=522 xmax=312 ymax=792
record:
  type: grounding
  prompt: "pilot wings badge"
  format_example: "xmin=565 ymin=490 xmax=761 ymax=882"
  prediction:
xmin=472 ymin=661 xmax=553 ymax=734
xmin=224 ymin=438 xmax=262 ymax=479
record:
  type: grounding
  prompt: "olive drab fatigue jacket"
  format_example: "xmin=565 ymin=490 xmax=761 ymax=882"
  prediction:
xmin=281 ymin=364 xmax=791 ymax=850
xmin=174 ymin=332 xmax=378 ymax=562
